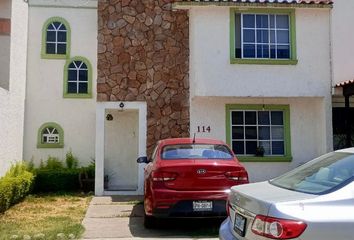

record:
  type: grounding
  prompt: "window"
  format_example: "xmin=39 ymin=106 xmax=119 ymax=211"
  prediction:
xmin=226 ymin=105 xmax=292 ymax=162
xmin=271 ymin=152 xmax=354 ymax=195
xmin=230 ymin=9 xmax=297 ymax=65
xmin=0 ymin=18 xmax=10 ymax=35
xmin=162 ymin=144 xmax=233 ymax=160
xmin=37 ymin=122 xmax=64 ymax=148
xmin=41 ymin=17 xmax=70 ymax=59
xmin=64 ymin=57 xmax=92 ymax=98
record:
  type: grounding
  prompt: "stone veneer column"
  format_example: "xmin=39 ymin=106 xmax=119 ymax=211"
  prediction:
xmin=97 ymin=0 xmax=189 ymax=156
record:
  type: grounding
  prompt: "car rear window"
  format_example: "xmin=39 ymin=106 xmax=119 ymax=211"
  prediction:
xmin=270 ymin=152 xmax=354 ymax=195
xmin=161 ymin=144 xmax=233 ymax=160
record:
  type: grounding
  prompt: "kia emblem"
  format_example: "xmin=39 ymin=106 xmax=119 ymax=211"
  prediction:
xmin=197 ymin=169 xmax=207 ymax=174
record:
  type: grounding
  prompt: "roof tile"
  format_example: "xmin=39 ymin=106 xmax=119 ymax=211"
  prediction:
xmin=181 ymin=0 xmax=333 ymax=5
xmin=335 ymin=80 xmax=354 ymax=88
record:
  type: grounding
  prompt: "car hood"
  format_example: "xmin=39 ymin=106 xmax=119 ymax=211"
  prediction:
xmin=229 ymin=181 xmax=316 ymax=216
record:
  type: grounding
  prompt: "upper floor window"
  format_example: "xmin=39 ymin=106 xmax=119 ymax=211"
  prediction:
xmin=226 ymin=104 xmax=292 ymax=162
xmin=41 ymin=17 xmax=70 ymax=59
xmin=230 ymin=9 xmax=297 ymax=65
xmin=64 ymin=57 xmax=92 ymax=98
xmin=37 ymin=122 xmax=64 ymax=148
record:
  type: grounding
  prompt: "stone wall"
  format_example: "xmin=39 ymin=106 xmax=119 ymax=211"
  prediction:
xmin=97 ymin=0 xmax=189 ymax=155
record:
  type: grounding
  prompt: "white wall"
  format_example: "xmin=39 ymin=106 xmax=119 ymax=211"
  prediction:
xmin=187 ymin=6 xmax=333 ymax=182
xmin=189 ymin=7 xmax=332 ymax=98
xmin=190 ymin=97 xmax=328 ymax=182
xmin=0 ymin=0 xmax=28 ymax=176
xmin=24 ymin=1 xmax=97 ymax=166
xmin=332 ymin=0 xmax=354 ymax=86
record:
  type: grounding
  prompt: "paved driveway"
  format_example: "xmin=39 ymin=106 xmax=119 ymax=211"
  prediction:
xmin=82 ymin=196 xmax=221 ymax=240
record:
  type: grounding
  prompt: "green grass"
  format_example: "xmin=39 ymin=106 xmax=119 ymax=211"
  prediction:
xmin=0 ymin=193 xmax=92 ymax=240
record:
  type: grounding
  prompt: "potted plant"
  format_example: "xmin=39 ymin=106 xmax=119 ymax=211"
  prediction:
xmin=79 ymin=160 xmax=95 ymax=192
xmin=255 ymin=146 xmax=265 ymax=157
xmin=104 ymin=170 xmax=116 ymax=190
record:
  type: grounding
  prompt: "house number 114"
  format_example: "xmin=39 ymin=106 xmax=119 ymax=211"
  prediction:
xmin=197 ymin=126 xmax=211 ymax=133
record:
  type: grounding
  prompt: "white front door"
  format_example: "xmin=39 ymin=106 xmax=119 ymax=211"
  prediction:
xmin=104 ymin=109 xmax=139 ymax=190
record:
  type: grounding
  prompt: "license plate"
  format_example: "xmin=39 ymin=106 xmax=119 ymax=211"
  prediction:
xmin=192 ymin=201 xmax=213 ymax=211
xmin=234 ymin=213 xmax=246 ymax=237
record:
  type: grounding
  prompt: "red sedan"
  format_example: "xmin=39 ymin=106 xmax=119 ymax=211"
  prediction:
xmin=137 ymin=138 xmax=249 ymax=228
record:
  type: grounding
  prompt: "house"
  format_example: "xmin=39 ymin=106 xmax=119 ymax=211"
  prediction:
xmin=23 ymin=0 xmax=97 ymax=177
xmin=173 ymin=0 xmax=333 ymax=182
xmin=3 ymin=0 xmax=354 ymax=195
xmin=0 ymin=0 xmax=28 ymax=176
xmin=331 ymin=0 xmax=354 ymax=150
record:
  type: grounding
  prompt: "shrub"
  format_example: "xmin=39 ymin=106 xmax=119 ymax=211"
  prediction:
xmin=44 ymin=156 xmax=63 ymax=170
xmin=65 ymin=150 xmax=79 ymax=169
xmin=31 ymin=153 xmax=95 ymax=193
xmin=0 ymin=162 xmax=34 ymax=213
xmin=33 ymin=168 xmax=81 ymax=192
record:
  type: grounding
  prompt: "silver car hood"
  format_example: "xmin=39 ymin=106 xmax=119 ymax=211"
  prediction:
xmin=230 ymin=181 xmax=316 ymax=216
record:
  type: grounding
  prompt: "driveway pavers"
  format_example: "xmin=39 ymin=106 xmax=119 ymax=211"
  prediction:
xmin=82 ymin=196 xmax=220 ymax=240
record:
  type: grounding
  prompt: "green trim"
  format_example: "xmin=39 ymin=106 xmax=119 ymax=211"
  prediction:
xmin=41 ymin=17 xmax=71 ymax=59
xmin=225 ymin=104 xmax=292 ymax=163
xmin=173 ymin=2 xmax=333 ymax=9
xmin=231 ymin=59 xmax=298 ymax=65
xmin=229 ymin=8 xmax=297 ymax=65
xmin=63 ymin=56 xmax=93 ymax=99
xmin=29 ymin=4 xmax=97 ymax=9
xmin=37 ymin=122 xmax=64 ymax=148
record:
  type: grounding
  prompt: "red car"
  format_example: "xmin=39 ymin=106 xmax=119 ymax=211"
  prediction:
xmin=137 ymin=138 xmax=249 ymax=228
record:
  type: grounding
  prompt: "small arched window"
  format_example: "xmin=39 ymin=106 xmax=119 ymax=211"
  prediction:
xmin=37 ymin=122 xmax=64 ymax=148
xmin=64 ymin=57 xmax=92 ymax=98
xmin=41 ymin=17 xmax=70 ymax=59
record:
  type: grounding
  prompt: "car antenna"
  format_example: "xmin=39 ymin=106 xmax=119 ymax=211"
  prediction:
xmin=192 ymin=133 xmax=196 ymax=144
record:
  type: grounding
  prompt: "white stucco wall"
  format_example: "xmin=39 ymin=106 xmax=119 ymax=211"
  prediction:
xmin=190 ymin=97 xmax=328 ymax=182
xmin=24 ymin=1 xmax=97 ymax=166
xmin=0 ymin=0 xmax=28 ymax=176
xmin=189 ymin=7 xmax=332 ymax=98
xmin=331 ymin=0 xmax=354 ymax=86
xmin=187 ymin=6 xmax=333 ymax=181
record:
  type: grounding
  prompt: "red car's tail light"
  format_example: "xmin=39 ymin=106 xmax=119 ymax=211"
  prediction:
xmin=226 ymin=199 xmax=230 ymax=216
xmin=152 ymin=171 xmax=178 ymax=182
xmin=251 ymin=215 xmax=307 ymax=239
xmin=225 ymin=170 xmax=249 ymax=183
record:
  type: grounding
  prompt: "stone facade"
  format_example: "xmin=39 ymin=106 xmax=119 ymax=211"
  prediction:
xmin=97 ymin=0 xmax=189 ymax=155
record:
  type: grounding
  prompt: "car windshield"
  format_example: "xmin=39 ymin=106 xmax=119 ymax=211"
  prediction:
xmin=161 ymin=144 xmax=233 ymax=160
xmin=270 ymin=152 xmax=354 ymax=195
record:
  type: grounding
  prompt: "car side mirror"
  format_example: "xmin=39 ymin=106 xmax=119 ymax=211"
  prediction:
xmin=137 ymin=156 xmax=149 ymax=163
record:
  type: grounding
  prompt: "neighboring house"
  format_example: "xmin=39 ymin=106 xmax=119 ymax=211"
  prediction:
xmin=23 ymin=0 xmax=97 ymax=171
xmin=0 ymin=0 xmax=28 ymax=176
xmin=331 ymin=0 xmax=354 ymax=150
xmin=173 ymin=0 xmax=333 ymax=182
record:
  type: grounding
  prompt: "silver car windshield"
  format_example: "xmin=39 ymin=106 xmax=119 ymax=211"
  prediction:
xmin=161 ymin=144 xmax=233 ymax=160
xmin=270 ymin=152 xmax=354 ymax=195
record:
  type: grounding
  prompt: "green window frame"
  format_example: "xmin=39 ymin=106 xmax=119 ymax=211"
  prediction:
xmin=37 ymin=122 xmax=64 ymax=148
xmin=226 ymin=104 xmax=292 ymax=162
xmin=63 ymin=56 xmax=93 ymax=99
xmin=41 ymin=17 xmax=71 ymax=59
xmin=230 ymin=8 xmax=297 ymax=65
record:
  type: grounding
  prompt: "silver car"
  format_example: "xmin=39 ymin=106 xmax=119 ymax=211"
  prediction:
xmin=220 ymin=148 xmax=354 ymax=240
